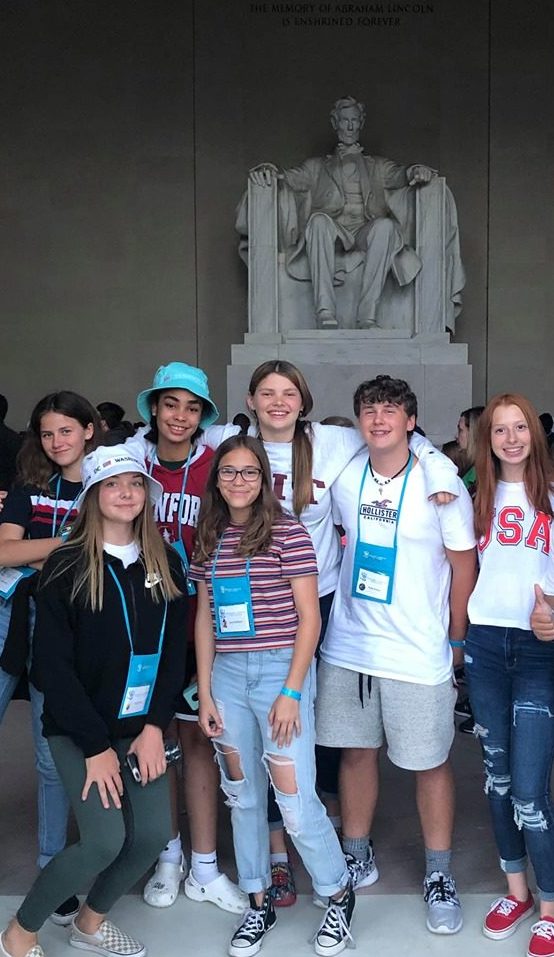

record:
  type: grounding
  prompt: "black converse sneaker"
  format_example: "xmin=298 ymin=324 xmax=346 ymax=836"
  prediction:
xmin=228 ymin=891 xmax=276 ymax=957
xmin=314 ymin=883 xmax=355 ymax=956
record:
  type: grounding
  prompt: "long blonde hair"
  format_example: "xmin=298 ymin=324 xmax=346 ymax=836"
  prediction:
xmin=44 ymin=484 xmax=180 ymax=611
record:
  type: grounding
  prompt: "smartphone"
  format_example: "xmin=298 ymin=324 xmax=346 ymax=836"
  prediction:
xmin=125 ymin=741 xmax=182 ymax=784
xmin=125 ymin=752 xmax=142 ymax=783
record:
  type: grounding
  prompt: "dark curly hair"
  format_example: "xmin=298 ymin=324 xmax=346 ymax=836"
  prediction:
xmin=353 ymin=375 xmax=418 ymax=419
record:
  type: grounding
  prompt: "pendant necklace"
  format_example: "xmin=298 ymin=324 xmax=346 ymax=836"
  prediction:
xmin=368 ymin=453 xmax=411 ymax=496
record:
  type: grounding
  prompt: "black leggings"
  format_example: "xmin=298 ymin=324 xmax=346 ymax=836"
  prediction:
xmin=17 ymin=735 xmax=172 ymax=932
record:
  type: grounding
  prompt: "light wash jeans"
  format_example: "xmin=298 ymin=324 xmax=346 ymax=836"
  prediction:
xmin=211 ymin=647 xmax=349 ymax=897
xmin=0 ymin=596 xmax=69 ymax=868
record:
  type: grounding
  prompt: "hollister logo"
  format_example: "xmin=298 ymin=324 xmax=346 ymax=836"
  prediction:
xmin=360 ymin=499 xmax=397 ymax=524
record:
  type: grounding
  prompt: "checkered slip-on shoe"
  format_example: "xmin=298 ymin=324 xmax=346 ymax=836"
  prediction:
xmin=69 ymin=919 xmax=146 ymax=957
xmin=0 ymin=934 xmax=45 ymax=957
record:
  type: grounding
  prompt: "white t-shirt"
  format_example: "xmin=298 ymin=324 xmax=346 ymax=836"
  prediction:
xmin=202 ymin=423 xmax=460 ymax=598
xmin=468 ymin=481 xmax=554 ymax=630
xmin=321 ymin=450 xmax=476 ymax=685
xmin=104 ymin=541 xmax=140 ymax=568
xmin=203 ymin=423 xmax=361 ymax=596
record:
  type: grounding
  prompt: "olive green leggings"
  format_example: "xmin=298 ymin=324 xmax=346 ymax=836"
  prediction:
xmin=17 ymin=735 xmax=171 ymax=932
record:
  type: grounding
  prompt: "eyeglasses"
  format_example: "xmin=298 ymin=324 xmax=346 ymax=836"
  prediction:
xmin=217 ymin=466 xmax=262 ymax=483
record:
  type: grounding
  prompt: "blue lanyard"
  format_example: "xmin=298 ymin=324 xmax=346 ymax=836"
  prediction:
xmin=50 ymin=474 xmax=81 ymax=537
xmin=357 ymin=452 xmax=413 ymax=548
xmin=149 ymin=447 xmax=193 ymax=538
xmin=107 ymin=564 xmax=167 ymax=657
xmin=211 ymin=535 xmax=251 ymax=581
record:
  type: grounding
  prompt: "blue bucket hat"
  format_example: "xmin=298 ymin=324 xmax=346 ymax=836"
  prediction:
xmin=136 ymin=362 xmax=219 ymax=430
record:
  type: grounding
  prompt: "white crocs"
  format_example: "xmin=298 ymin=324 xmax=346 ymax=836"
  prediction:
xmin=184 ymin=872 xmax=248 ymax=914
xmin=143 ymin=853 xmax=187 ymax=908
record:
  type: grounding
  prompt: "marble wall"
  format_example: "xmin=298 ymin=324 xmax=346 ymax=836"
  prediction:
xmin=1 ymin=0 xmax=551 ymax=432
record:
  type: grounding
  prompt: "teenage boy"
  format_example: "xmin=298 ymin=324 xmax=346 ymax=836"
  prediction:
xmin=316 ymin=375 xmax=477 ymax=934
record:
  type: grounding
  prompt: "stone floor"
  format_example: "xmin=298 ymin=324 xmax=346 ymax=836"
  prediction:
xmin=0 ymin=700 xmax=539 ymax=957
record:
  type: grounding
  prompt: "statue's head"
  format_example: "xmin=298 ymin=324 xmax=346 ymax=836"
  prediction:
xmin=330 ymin=96 xmax=366 ymax=145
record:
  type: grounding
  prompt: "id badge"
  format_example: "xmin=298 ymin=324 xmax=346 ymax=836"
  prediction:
xmin=0 ymin=566 xmax=37 ymax=601
xmin=171 ymin=540 xmax=196 ymax=596
xmin=119 ymin=652 xmax=160 ymax=718
xmin=212 ymin=575 xmax=255 ymax=639
xmin=182 ymin=680 xmax=199 ymax=712
xmin=351 ymin=540 xmax=396 ymax=605
xmin=218 ymin=601 xmax=250 ymax=634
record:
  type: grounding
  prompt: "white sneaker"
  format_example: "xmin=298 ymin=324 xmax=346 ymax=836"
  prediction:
xmin=423 ymin=871 xmax=463 ymax=935
xmin=143 ymin=853 xmax=187 ymax=908
xmin=185 ymin=872 xmax=248 ymax=914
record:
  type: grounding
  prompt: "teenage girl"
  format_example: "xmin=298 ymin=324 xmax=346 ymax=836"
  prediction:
xmin=191 ymin=435 xmax=355 ymax=957
xmin=464 ymin=394 xmax=554 ymax=957
xmin=130 ymin=363 xmax=246 ymax=914
xmin=456 ymin=405 xmax=485 ymax=497
xmin=0 ymin=444 xmax=188 ymax=957
xmin=0 ymin=391 xmax=101 ymax=925
xmin=202 ymin=359 xmax=460 ymax=902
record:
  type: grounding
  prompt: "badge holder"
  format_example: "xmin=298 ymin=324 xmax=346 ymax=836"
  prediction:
xmin=211 ymin=546 xmax=255 ymax=639
xmin=107 ymin=565 xmax=168 ymax=719
xmin=171 ymin=540 xmax=196 ymax=596
xmin=0 ymin=566 xmax=37 ymax=601
xmin=351 ymin=455 xmax=412 ymax=606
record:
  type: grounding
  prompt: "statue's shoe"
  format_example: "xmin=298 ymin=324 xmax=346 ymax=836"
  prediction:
xmin=357 ymin=318 xmax=377 ymax=329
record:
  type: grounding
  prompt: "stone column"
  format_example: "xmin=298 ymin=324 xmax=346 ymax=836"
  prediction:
xmin=248 ymin=177 xmax=279 ymax=333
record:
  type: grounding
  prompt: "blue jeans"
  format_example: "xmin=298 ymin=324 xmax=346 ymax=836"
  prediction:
xmin=267 ymin=591 xmax=338 ymax=824
xmin=465 ymin=624 xmax=554 ymax=900
xmin=211 ymin=648 xmax=349 ymax=897
xmin=0 ymin=597 xmax=69 ymax=868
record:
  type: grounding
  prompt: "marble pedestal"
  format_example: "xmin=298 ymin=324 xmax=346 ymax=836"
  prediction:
xmin=227 ymin=329 xmax=472 ymax=447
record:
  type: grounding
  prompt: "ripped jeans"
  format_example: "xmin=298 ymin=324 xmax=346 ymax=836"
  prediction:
xmin=465 ymin=624 xmax=554 ymax=899
xmin=210 ymin=648 xmax=349 ymax=897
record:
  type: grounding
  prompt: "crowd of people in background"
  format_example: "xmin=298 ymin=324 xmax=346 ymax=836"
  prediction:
xmin=0 ymin=365 xmax=553 ymax=957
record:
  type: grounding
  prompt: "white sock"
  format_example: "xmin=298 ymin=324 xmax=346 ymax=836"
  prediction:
xmin=191 ymin=850 xmax=219 ymax=885
xmin=158 ymin=833 xmax=183 ymax=865
xmin=270 ymin=852 xmax=288 ymax=866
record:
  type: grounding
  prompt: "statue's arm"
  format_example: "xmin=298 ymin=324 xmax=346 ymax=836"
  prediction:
xmin=280 ymin=159 xmax=317 ymax=193
xmin=248 ymin=162 xmax=281 ymax=188
xmin=248 ymin=157 xmax=316 ymax=193
xmin=406 ymin=163 xmax=437 ymax=186
xmin=379 ymin=156 xmax=437 ymax=189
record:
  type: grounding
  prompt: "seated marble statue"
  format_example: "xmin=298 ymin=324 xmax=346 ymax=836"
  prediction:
xmin=236 ymin=95 xmax=460 ymax=331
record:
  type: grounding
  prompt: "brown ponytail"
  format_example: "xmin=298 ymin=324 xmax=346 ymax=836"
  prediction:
xmin=291 ymin=418 xmax=314 ymax=516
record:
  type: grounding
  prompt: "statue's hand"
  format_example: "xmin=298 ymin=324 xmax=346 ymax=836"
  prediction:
xmin=249 ymin=163 xmax=279 ymax=187
xmin=408 ymin=164 xmax=436 ymax=186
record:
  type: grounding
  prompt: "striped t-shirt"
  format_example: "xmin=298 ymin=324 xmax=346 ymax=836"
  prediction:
xmin=0 ymin=475 xmax=82 ymax=539
xmin=189 ymin=516 xmax=318 ymax=652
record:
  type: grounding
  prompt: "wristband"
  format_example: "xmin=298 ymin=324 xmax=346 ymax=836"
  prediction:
xmin=280 ymin=686 xmax=301 ymax=701
xmin=449 ymin=639 xmax=465 ymax=648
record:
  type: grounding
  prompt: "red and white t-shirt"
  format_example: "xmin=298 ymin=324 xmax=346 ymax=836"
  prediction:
xmin=147 ymin=445 xmax=213 ymax=560
xmin=468 ymin=481 xmax=553 ymax=630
